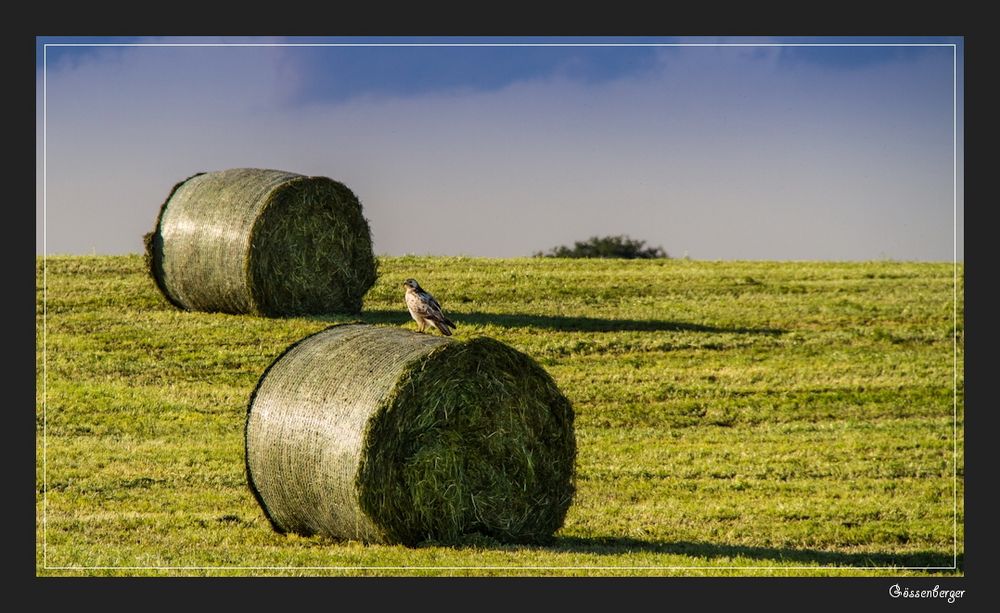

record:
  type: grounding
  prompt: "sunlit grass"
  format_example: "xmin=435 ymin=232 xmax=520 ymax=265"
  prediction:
xmin=36 ymin=255 xmax=963 ymax=576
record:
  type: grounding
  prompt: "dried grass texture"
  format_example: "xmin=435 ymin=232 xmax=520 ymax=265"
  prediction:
xmin=145 ymin=168 xmax=377 ymax=315
xmin=245 ymin=324 xmax=576 ymax=546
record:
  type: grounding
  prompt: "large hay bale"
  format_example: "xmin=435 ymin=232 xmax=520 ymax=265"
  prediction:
xmin=144 ymin=168 xmax=377 ymax=316
xmin=245 ymin=324 xmax=576 ymax=546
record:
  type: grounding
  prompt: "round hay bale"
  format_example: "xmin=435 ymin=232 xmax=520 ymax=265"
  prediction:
xmin=245 ymin=324 xmax=576 ymax=546
xmin=144 ymin=168 xmax=377 ymax=316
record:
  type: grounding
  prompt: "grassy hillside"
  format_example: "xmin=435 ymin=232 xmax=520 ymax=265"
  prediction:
xmin=35 ymin=255 xmax=964 ymax=576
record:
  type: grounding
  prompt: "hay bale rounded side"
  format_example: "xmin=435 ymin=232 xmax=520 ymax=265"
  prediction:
xmin=245 ymin=324 xmax=576 ymax=546
xmin=145 ymin=168 xmax=377 ymax=316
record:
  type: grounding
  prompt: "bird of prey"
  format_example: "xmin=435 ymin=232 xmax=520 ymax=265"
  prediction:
xmin=403 ymin=278 xmax=456 ymax=336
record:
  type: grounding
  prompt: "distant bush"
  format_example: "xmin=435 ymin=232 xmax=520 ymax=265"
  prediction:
xmin=535 ymin=235 xmax=669 ymax=259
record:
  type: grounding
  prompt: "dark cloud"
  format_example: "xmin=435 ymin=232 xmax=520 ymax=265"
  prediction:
xmin=777 ymin=45 xmax=949 ymax=70
xmin=285 ymin=46 xmax=662 ymax=105
xmin=37 ymin=37 xmax=144 ymax=73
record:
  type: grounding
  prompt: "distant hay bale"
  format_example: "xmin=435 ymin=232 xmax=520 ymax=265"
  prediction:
xmin=245 ymin=324 xmax=576 ymax=546
xmin=144 ymin=168 xmax=377 ymax=316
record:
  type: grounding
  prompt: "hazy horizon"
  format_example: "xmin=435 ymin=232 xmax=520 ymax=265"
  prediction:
xmin=36 ymin=36 xmax=964 ymax=261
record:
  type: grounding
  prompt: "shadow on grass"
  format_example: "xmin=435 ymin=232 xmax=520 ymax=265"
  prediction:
xmin=348 ymin=309 xmax=784 ymax=335
xmin=534 ymin=536 xmax=959 ymax=568
xmin=412 ymin=534 xmax=957 ymax=568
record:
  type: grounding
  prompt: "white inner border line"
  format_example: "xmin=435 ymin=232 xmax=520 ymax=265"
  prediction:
xmin=43 ymin=42 xmax=958 ymax=47
xmin=42 ymin=42 xmax=48 ymax=572
xmin=39 ymin=39 xmax=962 ymax=573
xmin=952 ymin=43 xmax=959 ymax=571
xmin=42 ymin=565 xmax=959 ymax=571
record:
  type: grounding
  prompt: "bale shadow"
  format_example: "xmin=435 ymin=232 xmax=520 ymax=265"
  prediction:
xmin=355 ymin=309 xmax=784 ymax=335
xmin=542 ymin=536 xmax=958 ymax=568
xmin=435 ymin=535 xmax=957 ymax=569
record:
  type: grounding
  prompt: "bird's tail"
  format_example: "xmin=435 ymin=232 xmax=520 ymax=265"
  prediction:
xmin=435 ymin=320 xmax=453 ymax=336
xmin=443 ymin=317 xmax=456 ymax=329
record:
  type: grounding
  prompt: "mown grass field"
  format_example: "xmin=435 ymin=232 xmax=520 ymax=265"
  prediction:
xmin=35 ymin=255 xmax=964 ymax=576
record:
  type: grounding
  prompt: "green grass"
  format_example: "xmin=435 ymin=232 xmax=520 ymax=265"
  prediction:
xmin=35 ymin=255 xmax=964 ymax=576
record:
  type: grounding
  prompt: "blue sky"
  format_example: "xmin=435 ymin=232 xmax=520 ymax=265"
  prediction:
xmin=36 ymin=36 xmax=963 ymax=260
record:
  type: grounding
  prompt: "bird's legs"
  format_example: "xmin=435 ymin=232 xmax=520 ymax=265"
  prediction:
xmin=418 ymin=321 xmax=426 ymax=333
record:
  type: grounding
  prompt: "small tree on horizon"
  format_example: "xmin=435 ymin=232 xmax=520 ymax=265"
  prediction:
xmin=534 ymin=235 xmax=669 ymax=259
